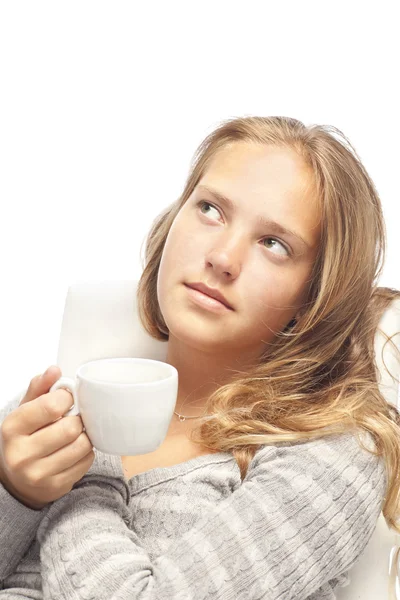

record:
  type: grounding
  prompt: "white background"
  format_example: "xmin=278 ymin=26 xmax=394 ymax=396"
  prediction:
xmin=0 ymin=1 xmax=399 ymax=405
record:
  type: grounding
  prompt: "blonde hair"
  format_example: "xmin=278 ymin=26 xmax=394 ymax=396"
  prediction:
xmin=137 ymin=116 xmax=400 ymax=532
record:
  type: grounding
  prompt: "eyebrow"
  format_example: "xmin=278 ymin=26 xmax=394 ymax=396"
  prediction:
xmin=196 ymin=185 xmax=312 ymax=251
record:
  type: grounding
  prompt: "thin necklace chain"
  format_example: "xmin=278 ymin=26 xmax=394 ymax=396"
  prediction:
xmin=173 ymin=410 xmax=211 ymax=422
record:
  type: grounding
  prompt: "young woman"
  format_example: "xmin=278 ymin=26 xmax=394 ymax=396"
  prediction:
xmin=1 ymin=115 xmax=400 ymax=599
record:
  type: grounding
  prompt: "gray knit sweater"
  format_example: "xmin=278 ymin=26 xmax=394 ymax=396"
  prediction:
xmin=0 ymin=391 xmax=387 ymax=599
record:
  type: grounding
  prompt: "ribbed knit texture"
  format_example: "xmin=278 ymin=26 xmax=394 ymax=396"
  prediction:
xmin=0 ymin=392 xmax=386 ymax=599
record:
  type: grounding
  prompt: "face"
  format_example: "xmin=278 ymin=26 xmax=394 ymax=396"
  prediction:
xmin=157 ymin=142 xmax=321 ymax=361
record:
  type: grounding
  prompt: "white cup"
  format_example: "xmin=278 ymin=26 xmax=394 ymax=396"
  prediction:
xmin=49 ymin=357 xmax=178 ymax=456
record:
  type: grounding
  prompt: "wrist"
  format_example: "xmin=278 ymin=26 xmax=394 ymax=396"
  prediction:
xmin=0 ymin=471 xmax=47 ymax=511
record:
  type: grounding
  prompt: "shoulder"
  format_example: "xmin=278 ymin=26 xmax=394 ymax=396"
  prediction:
xmin=245 ymin=430 xmax=386 ymax=504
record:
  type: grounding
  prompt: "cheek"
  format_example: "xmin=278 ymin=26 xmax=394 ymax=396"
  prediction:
xmin=170 ymin=223 xmax=209 ymax=272
xmin=158 ymin=220 xmax=198 ymax=288
xmin=249 ymin=278 xmax=303 ymax=324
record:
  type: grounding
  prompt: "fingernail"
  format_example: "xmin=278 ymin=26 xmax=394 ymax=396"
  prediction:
xmin=41 ymin=366 xmax=52 ymax=379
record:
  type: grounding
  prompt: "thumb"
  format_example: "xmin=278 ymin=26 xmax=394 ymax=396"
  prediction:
xmin=19 ymin=365 xmax=62 ymax=405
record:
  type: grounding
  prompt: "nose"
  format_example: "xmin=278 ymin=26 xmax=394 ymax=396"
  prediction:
xmin=205 ymin=238 xmax=244 ymax=279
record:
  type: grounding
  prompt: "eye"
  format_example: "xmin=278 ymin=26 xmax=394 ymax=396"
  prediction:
xmin=261 ymin=237 xmax=290 ymax=257
xmin=198 ymin=200 xmax=219 ymax=219
xmin=196 ymin=200 xmax=291 ymax=258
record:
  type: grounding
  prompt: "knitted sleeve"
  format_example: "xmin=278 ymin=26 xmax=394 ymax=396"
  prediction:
xmin=36 ymin=431 xmax=387 ymax=600
xmin=0 ymin=389 xmax=49 ymax=585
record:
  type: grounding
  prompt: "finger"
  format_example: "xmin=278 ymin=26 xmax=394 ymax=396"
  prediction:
xmin=6 ymin=389 xmax=74 ymax=437
xmin=31 ymin=431 xmax=94 ymax=479
xmin=50 ymin=449 xmax=95 ymax=491
xmin=28 ymin=415 xmax=85 ymax=459
xmin=19 ymin=365 xmax=62 ymax=405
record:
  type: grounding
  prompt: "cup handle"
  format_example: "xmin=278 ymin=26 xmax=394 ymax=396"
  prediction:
xmin=49 ymin=377 xmax=80 ymax=417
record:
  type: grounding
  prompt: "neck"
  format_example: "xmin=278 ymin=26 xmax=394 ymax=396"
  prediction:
xmin=165 ymin=334 xmax=261 ymax=419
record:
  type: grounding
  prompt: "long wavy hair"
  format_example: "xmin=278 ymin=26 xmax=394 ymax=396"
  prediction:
xmin=136 ymin=116 xmax=400 ymax=532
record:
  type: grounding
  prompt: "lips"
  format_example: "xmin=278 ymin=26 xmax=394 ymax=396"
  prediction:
xmin=185 ymin=282 xmax=233 ymax=310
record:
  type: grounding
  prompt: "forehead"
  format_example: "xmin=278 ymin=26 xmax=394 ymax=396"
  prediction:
xmin=204 ymin=142 xmax=315 ymax=198
xmin=197 ymin=142 xmax=322 ymax=249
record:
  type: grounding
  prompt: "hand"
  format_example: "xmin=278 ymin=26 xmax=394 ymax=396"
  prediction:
xmin=0 ymin=366 xmax=95 ymax=510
